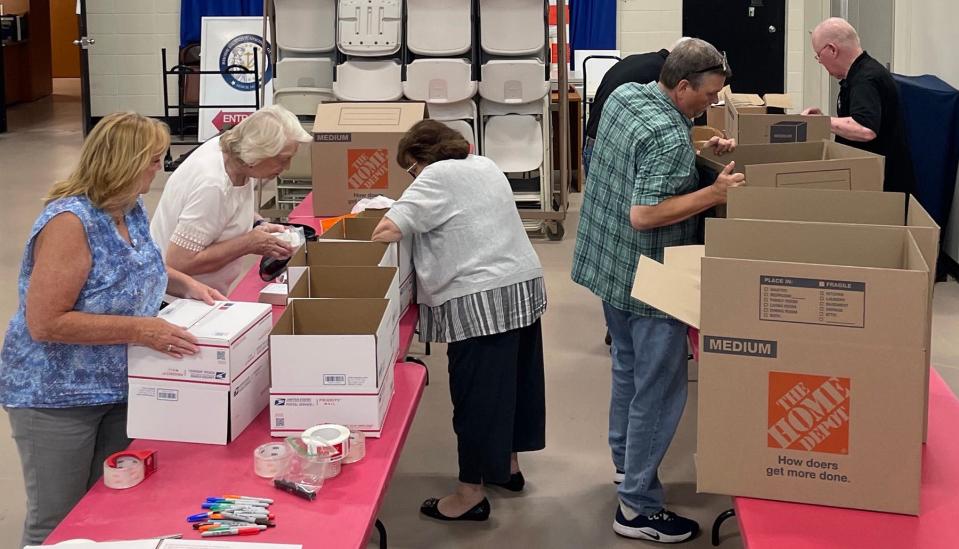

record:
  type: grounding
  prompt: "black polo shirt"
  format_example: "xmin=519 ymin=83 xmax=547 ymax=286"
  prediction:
xmin=836 ymin=51 xmax=916 ymax=194
xmin=585 ymin=49 xmax=669 ymax=139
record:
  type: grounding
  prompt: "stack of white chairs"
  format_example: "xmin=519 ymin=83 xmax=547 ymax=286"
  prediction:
xmin=478 ymin=0 xmax=549 ymax=207
xmin=402 ymin=0 xmax=478 ymax=148
xmin=273 ymin=0 xmax=337 ymax=116
xmin=333 ymin=0 xmax=404 ymax=101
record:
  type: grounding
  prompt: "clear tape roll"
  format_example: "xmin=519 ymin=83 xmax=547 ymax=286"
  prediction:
xmin=343 ymin=430 xmax=366 ymax=464
xmin=254 ymin=442 xmax=293 ymax=479
xmin=103 ymin=450 xmax=156 ymax=489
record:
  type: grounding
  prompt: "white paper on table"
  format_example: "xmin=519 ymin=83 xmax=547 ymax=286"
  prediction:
xmin=32 ymin=540 xmax=302 ymax=549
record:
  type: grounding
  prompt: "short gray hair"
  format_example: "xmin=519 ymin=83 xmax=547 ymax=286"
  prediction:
xmin=219 ymin=104 xmax=311 ymax=165
xmin=659 ymin=38 xmax=731 ymax=89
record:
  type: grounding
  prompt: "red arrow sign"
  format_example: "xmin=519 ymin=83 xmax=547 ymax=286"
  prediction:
xmin=212 ymin=111 xmax=253 ymax=133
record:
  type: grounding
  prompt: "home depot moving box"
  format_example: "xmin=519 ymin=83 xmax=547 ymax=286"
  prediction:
xmin=318 ymin=217 xmax=414 ymax=311
xmin=721 ymin=87 xmax=831 ymax=144
xmin=697 ymin=141 xmax=884 ymax=191
xmin=726 ymin=187 xmax=940 ymax=441
xmin=288 ymin=265 xmax=401 ymax=330
xmin=696 ymin=218 xmax=929 ymax=514
xmin=311 ymin=102 xmax=426 ymax=216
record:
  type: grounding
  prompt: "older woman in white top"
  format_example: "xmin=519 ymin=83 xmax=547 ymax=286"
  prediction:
xmin=151 ymin=105 xmax=311 ymax=294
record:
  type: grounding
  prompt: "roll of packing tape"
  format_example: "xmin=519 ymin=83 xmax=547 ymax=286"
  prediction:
xmin=344 ymin=430 xmax=366 ymax=464
xmin=103 ymin=449 xmax=157 ymax=489
xmin=301 ymin=424 xmax=351 ymax=459
xmin=254 ymin=442 xmax=293 ymax=478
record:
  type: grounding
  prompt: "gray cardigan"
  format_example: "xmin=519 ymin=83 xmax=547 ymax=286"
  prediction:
xmin=386 ymin=155 xmax=544 ymax=307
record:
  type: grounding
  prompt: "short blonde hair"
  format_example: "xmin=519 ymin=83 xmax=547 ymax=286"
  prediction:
xmin=45 ymin=112 xmax=170 ymax=211
xmin=219 ymin=105 xmax=311 ymax=165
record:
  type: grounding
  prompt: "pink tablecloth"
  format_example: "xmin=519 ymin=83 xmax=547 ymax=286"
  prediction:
xmin=734 ymin=368 xmax=959 ymax=548
xmin=46 ymin=222 xmax=425 ymax=548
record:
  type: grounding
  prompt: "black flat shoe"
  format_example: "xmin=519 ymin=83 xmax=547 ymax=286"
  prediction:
xmin=487 ymin=472 xmax=525 ymax=492
xmin=420 ymin=497 xmax=491 ymax=522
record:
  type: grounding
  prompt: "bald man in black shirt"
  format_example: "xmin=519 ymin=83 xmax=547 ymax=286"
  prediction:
xmin=802 ymin=17 xmax=916 ymax=194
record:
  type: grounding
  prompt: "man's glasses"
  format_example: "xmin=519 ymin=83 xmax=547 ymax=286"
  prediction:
xmin=405 ymin=161 xmax=418 ymax=177
xmin=684 ymin=51 xmax=729 ymax=81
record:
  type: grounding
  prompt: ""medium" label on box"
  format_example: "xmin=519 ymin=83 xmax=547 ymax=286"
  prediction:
xmin=703 ymin=335 xmax=778 ymax=358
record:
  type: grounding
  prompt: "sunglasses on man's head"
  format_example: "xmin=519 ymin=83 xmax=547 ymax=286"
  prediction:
xmin=683 ymin=51 xmax=729 ymax=81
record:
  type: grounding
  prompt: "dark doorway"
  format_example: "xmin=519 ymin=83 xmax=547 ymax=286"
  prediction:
xmin=682 ymin=0 xmax=786 ymax=95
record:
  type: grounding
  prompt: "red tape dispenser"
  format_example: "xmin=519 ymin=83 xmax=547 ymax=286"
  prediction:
xmin=103 ymin=449 xmax=157 ymax=489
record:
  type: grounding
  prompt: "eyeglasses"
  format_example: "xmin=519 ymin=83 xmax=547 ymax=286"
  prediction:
xmin=814 ymin=43 xmax=834 ymax=62
xmin=684 ymin=50 xmax=729 ymax=81
xmin=404 ymin=161 xmax=418 ymax=177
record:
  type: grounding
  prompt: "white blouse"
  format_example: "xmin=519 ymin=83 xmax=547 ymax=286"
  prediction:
xmin=150 ymin=137 xmax=256 ymax=294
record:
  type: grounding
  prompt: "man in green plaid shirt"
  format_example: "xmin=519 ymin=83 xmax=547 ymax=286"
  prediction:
xmin=572 ymin=38 xmax=743 ymax=544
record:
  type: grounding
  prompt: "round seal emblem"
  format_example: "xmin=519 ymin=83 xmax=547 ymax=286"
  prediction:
xmin=218 ymin=33 xmax=273 ymax=92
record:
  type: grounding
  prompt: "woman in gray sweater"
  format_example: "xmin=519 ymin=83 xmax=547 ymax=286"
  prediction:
xmin=373 ymin=120 xmax=547 ymax=522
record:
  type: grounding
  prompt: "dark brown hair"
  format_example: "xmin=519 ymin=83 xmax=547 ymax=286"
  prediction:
xmin=395 ymin=119 xmax=470 ymax=167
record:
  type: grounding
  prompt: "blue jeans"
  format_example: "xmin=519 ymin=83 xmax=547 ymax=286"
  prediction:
xmin=603 ymin=302 xmax=689 ymax=515
xmin=582 ymin=137 xmax=596 ymax=176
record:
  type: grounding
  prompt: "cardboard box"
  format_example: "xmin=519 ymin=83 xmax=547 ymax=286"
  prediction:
xmin=691 ymin=126 xmax=722 ymax=151
xmin=258 ymin=266 xmax=308 ymax=305
xmin=128 ymin=300 xmax=272 ymax=383
xmin=697 ymin=141 xmax=885 ymax=191
xmin=270 ymin=298 xmax=399 ymax=392
xmin=270 ymin=362 xmax=395 ymax=438
xmin=311 ymin=102 xmax=426 ymax=216
xmin=288 ymin=240 xmax=394 ymax=269
xmin=318 ymin=217 xmax=414 ymax=311
xmin=726 ymin=187 xmax=940 ymax=441
xmin=721 ymin=87 xmax=831 ymax=144
xmin=696 ymin=218 xmax=929 ymax=514
xmin=128 ymin=350 xmax=271 ymax=444
xmin=706 ymin=105 xmax=726 ymax=133
xmin=289 ymin=265 xmax=401 ymax=330
xmin=631 ymin=245 xmax=705 ymax=329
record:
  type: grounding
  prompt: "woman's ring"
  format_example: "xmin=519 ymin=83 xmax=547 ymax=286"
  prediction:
xmin=167 ymin=344 xmax=173 ymax=352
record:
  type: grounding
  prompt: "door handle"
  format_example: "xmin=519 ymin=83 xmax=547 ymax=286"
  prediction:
xmin=73 ymin=37 xmax=95 ymax=49
xmin=768 ymin=25 xmax=777 ymax=33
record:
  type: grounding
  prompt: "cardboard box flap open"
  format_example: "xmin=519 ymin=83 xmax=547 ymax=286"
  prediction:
xmin=313 ymin=102 xmax=426 ymax=134
xmin=632 ymin=256 xmax=702 ymax=329
xmin=762 ymin=93 xmax=793 ymax=109
xmin=727 ymin=188 xmax=906 ymax=225
xmin=698 ymin=142 xmax=828 ymax=172
xmin=705 ymin=218 xmax=929 ymax=272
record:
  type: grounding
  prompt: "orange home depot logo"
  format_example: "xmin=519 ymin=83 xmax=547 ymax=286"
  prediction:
xmin=767 ymin=372 xmax=850 ymax=454
xmin=347 ymin=149 xmax=390 ymax=189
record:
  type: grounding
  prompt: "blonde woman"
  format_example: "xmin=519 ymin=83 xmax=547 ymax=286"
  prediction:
xmin=0 ymin=112 xmax=224 ymax=546
xmin=150 ymin=104 xmax=312 ymax=295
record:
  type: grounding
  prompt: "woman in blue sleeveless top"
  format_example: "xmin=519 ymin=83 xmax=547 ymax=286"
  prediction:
xmin=0 ymin=112 xmax=226 ymax=546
